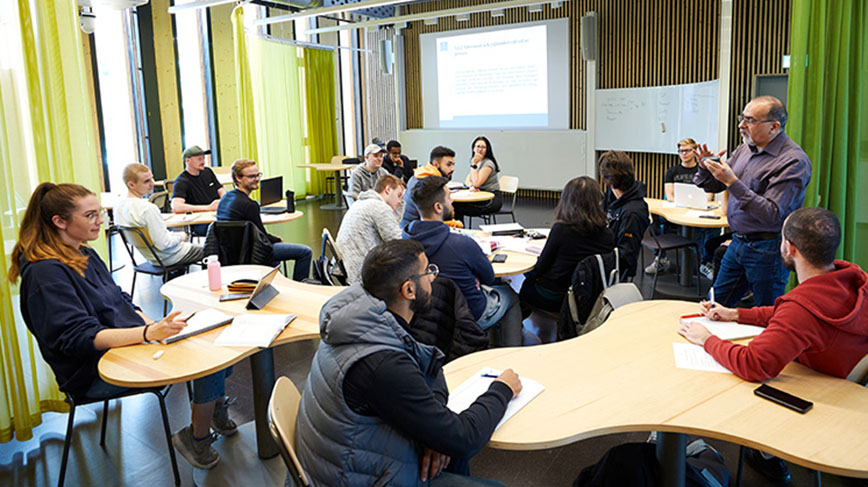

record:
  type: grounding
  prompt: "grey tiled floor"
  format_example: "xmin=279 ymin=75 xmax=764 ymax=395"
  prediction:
xmin=0 ymin=197 xmax=859 ymax=486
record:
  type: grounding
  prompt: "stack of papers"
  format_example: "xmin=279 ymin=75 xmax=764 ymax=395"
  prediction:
xmin=672 ymin=343 xmax=732 ymax=374
xmin=447 ymin=367 xmax=545 ymax=431
xmin=679 ymin=316 xmax=764 ymax=340
xmin=214 ymin=314 xmax=296 ymax=347
xmin=163 ymin=308 xmax=234 ymax=344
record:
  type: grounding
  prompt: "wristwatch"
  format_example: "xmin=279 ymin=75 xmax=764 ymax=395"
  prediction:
xmin=470 ymin=164 xmax=478 ymax=169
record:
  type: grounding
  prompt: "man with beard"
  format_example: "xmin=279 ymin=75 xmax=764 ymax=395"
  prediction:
xmin=401 ymin=145 xmax=464 ymax=229
xmin=694 ymin=96 xmax=811 ymax=306
xmin=679 ymin=207 xmax=868 ymax=485
xmin=404 ymin=177 xmax=528 ymax=347
xmin=295 ymin=239 xmax=522 ymax=486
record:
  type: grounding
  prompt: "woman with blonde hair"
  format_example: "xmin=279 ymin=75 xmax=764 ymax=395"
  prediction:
xmin=9 ymin=182 xmax=235 ymax=470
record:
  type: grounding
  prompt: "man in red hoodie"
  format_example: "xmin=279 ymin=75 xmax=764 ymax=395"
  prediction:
xmin=679 ymin=206 xmax=868 ymax=485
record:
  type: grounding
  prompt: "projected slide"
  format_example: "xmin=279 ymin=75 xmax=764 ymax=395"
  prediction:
xmin=436 ymin=25 xmax=548 ymax=128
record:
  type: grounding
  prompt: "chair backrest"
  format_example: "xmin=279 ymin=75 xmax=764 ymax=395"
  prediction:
xmin=203 ymin=221 xmax=273 ymax=266
xmin=846 ymin=354 xmax=868 ymax=386
xmin=330 ymin=155 xmax=348 ymax=165
xmin=268 ymin=377 xmax=310 ymax=486
xmin=312 ymin=228 xmax=348 ymax=286
xmin=148 ymin=191 xmax=170 ymax=213
xmin=499 ymin=175 xmax=519 ymax=193
xmin=343 ymin=193 xmax=355 ymax=208
xmin=117 ymin=226 xmax=167 ymax=268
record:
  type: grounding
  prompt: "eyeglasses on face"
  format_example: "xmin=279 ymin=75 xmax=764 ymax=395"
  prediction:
xmin=737 ymin=114 xmax=774 ymax=125
xmin=79 ymin=208 xmax=106 ymax=223
xmin=677 ymin=148 xmax=694 ymax=154
xmin=242 ymin=172 xmax=263 ymax=179
xmin=406 ymin=263 xmax=439 ymax=282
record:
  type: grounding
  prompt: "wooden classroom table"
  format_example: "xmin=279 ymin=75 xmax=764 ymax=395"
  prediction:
xmin=645 ymin=198 xmax=729 ymax=287
xmin=161 ymin=208 xmax=303 ymax=229
xmin=444 ymin=300 xmax=868 ymax=485
xmin=451 ymin=189 xmax=495 ymax=203
xmin=98 ymin=265 xmax=341 ymax=459
xmin=297 ymin=162 xmax=357 ymax=210
xmin=460 ymin=228 xmax=546 ymax=277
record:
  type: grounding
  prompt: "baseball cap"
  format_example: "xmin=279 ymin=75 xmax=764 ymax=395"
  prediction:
xmin=182 ymin=145 xmax=212 ymax=160
xmin=364 ymin=144 xmax=385 ymax=157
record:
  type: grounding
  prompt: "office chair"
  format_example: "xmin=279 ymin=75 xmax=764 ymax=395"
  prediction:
xmin=58 ymin=387 xmax=180 ymax=487
xmin=268 ymin=377 xmax=310 ymax=486
xmin=116 ymin=226 xmax=193 ymax=314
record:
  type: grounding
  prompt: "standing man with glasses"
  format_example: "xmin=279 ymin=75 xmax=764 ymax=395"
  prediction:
xmin=694 ymin=96 xmax=811 ymax=306
xmin=296 ymin=239 xmax=521 ymax=487
xmin=216 ymin=159 xmax=312 ymax=281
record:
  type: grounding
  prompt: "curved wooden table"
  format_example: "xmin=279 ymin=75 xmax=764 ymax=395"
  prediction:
xmin=161 ymin=209 xmax=303 ymax=229
xmin=99 ymin=265 xmax=341 ymax=458
xmin=444 ymin=300 xmax=868 ymax=483
xmin=461 ymin=229 xmax=546 ymax=277
xmin=645 ymin=198 xmax=729 ymax=287
xmin=452 ymin=189 xmax=495 ymax=203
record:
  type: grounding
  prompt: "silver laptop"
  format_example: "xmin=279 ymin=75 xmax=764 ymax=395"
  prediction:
xmin=673 ymin=183 xmax=712 ymax=210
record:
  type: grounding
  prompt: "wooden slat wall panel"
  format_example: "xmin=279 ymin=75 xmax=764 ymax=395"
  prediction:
xmin=363 ymin=28 xmax=399 ymax=143
xmin=400 ymin=0 xmax=791 ymax=199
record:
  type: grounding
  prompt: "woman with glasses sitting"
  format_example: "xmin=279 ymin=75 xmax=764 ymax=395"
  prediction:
xmin=8 ymin=182 xmax=236 ymax=470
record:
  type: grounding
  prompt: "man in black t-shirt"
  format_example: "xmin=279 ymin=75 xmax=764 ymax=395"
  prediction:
xmin=171 ymin=145 xmax=225 ymax=214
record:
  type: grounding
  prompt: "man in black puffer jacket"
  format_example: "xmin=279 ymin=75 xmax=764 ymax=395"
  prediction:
xmin=409 ymin=276 xmax=489 ymax=362
xmin=600 ymin=151 xmax=650 ymax=280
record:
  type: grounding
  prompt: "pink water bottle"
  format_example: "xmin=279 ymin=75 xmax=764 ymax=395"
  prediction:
xmin=206 ymin=255 xmax=221 ymax=291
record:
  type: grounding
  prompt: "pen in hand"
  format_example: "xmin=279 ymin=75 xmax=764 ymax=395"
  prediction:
xmin=481 ymin=373 xmax=498 ymax=379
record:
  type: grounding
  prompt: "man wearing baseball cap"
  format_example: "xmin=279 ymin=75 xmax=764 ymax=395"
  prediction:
xmin=171 ymin=145 xmax=225 ymax=235
xmin=349 ymin=144 xmax=390 ymax=199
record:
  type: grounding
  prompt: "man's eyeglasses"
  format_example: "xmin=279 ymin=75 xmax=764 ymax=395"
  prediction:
xmin=677 ymin=148 xmax=694 ymax=154
xmin=242 ymin=172 xmax=263 ymax=179
xmin=406 ymin=263 xmax=439 ymax=282
xmin=737 ymin=114 xmax=774 ymax=125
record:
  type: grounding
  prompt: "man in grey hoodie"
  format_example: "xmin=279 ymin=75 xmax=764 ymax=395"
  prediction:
xmin=337 ymin=174 xmax=406 ymax=283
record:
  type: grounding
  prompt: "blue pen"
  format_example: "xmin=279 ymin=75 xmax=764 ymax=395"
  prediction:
xmin=481 ymin=373 xmax=498 ymax=378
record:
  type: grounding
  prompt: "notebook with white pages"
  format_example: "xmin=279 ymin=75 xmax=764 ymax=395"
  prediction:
xmin=679 ymin=316 xmax=764 ymax=341
xmin=447 ymin=367 xmax=544 ymax=431
xmin=213 ymin=314 xmax=297 ymax=348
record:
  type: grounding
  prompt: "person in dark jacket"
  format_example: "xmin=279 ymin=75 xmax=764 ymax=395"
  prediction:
xmin=385 ymin=139 xmax=411 ymax=182
xmin=410 ymin=276 xmax=489 ymax=363
xmin=9 ymin=183 xmax=236 ymax=471
xmin=216 ymin=159 xmax=312 ymax=281
xmin=520 ymin=176 xmax=615 ymax=317
xmin=599 ymin=151 xmax=650 ymax=280
xmin=295 ymin=239 xmax=522 ymax=486
xmin=403 ymin=177 xmax=526 ymax=346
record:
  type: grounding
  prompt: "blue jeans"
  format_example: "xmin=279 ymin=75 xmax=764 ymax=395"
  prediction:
xmin=711 ymin=235 xmax=789 ymax=307
xmin=84 ymin=367 xmax=232 ymax=404
xmin=478 ymin=284 xmax=523 ymax=346
xmin=272 ymin=242 xmax=313 ymax=281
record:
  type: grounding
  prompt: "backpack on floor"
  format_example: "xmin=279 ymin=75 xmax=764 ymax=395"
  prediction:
xmin=573 ymin=439 xmax=730 ymax=487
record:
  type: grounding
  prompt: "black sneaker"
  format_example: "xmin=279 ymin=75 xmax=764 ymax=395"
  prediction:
xmin=745 ymin=447 xmax=792 ymax=486
xmin=212 ymin=396 xmax=238 ymax=436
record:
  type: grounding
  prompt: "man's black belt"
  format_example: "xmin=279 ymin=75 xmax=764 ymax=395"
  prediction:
xmin=733 ymin=232 xmax=779 ymax=242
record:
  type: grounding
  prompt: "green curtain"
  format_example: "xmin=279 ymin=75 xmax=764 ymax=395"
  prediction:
xmin=0 ymin=0 xmax=104 ymax=442
xmin=787 ymin=0 xmax=868 ymax=269
xmin=232 ymin=7 xmax=307 ymax=198
xmin=302 ymin=48 xmax=338 ymax=196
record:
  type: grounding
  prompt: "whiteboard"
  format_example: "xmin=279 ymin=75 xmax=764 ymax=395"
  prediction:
xmin=595 ymin=80 xmax=719 ymax=154
xmin=399 ymin=129 xmax=588 ymax=191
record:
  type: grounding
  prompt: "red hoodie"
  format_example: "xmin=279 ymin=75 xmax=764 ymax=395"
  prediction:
xmin=704 ymin=260 xmax=868 ymax=382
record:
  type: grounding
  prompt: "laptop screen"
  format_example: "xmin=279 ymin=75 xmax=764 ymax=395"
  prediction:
xmin=259 ymin=176 xmax=282 ymax=207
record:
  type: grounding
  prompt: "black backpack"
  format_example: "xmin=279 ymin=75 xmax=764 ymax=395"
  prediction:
xmin=574 ymin=439 xmax=730 ymax=487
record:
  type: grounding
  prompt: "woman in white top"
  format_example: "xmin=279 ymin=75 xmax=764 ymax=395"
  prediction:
xmin=454 ymin=136 xmax=503 ymax=223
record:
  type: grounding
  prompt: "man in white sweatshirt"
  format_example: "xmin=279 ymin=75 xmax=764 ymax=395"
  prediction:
xmin=115 ymin=163 xmax=204 ymax=267
xmin=337 ymin=174 xmax=405 ymax=284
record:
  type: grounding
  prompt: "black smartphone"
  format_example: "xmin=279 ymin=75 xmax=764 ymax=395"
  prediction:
xmin=491 ymin=254 xmax=508 ymax=263
xmin=754 ymin=383 xmax=813 ymax=414
xmin=219 ymin=293 xmax=251 ymax=302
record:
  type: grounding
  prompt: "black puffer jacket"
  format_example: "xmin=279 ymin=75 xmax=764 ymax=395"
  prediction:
xmin=409 ymin=276 xmax=489 ymax=363
xmin=203 ymin=220 xmax=274 ymax=266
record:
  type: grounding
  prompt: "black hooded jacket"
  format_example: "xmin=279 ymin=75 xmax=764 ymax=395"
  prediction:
xmin=602 ymin=180 xmax=650 ymax=279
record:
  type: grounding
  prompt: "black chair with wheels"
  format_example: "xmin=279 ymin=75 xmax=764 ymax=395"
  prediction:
xmin=58 ymin=387 xmax=180 ymax=487
xmin=639 ymin=218 xmax=702 ymax=299
xmin=116 ymin=226 xmax=194 ymax=314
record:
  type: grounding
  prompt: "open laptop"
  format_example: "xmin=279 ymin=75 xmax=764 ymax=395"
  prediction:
xmin=259 ymin=176 xmax=286 ymax=214
xmin=673 ymin=183 xmax=713 ymax=210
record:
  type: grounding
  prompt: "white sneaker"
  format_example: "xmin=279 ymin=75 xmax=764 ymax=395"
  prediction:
xmin=699 ymin=263 xmax=714 ymax=281
xmin=644 ymin=256 xmax=671 ymax=275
